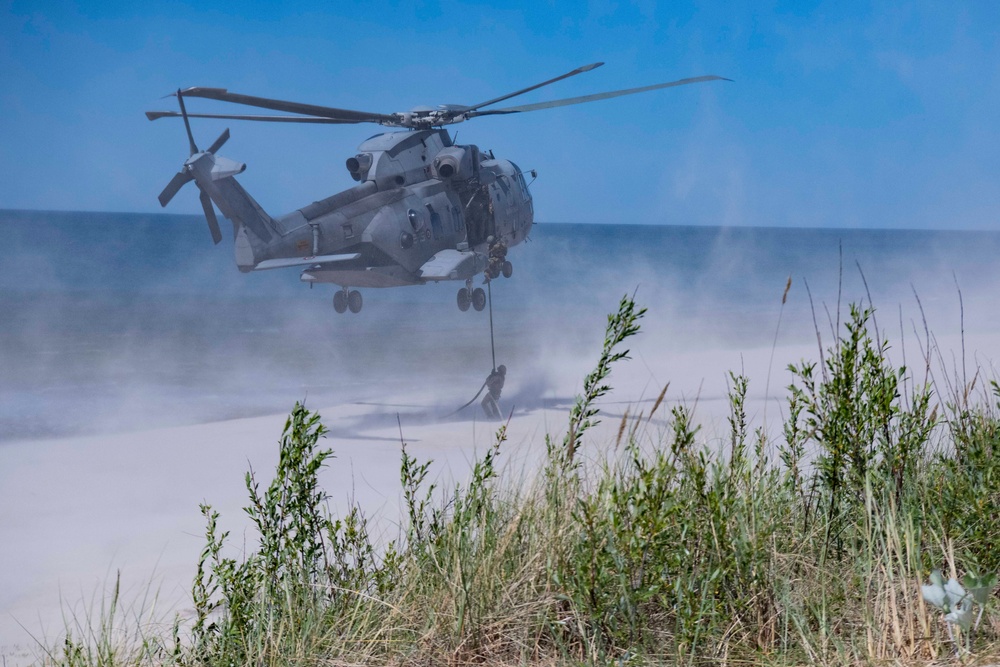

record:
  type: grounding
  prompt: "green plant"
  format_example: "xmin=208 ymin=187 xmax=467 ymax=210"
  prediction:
xmin=190 ymin=402 xmax=392 ymax=664
xmin=562 ymin=294 xmax=647 ymax=465
xmin=930 ymin=380 xmax=1000 ymax=573
xmin=787 ymin=304 xmax=935 ymax=555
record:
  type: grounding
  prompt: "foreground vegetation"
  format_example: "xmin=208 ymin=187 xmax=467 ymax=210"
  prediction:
xmin=45 ymin=297 xmax=1000 ymax=666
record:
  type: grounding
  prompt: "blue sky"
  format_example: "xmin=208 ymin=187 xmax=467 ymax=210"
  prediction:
xmin=2 ymin=0 xmax=998 ymax=228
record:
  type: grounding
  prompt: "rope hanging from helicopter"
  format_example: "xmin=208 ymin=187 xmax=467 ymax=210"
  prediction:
xmin=447 ymin=277 xmax=501 ymax=418
xmin=488 ymin=279 xmax=497 ymax=370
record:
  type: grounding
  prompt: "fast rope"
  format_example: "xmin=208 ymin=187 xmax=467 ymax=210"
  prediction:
xmin=488 ymin=279 xmax=496 ymax=371
xmin=447 ymin=378 xmax=489 ymax=417
xmin=448 ymin=277 xmax=499 ymax=417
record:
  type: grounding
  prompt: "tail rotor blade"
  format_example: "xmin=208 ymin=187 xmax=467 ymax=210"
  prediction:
xmin=158 ymin=170 xmax=193 ymax=207
xmin=200 ymin=190 xmax=223 ymax=244
xmin=206 ymin=128 xmax=230 ymax=155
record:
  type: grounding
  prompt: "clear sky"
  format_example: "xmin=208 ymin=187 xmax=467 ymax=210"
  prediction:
xmin=2 ymin=0 xmax=998 ymax=229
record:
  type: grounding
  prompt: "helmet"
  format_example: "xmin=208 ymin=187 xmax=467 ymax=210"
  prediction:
xmin=498 ymin=364 xmax=506 ymax=375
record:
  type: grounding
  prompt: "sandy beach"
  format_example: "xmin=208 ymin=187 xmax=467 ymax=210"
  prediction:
xmin=0 ymin=328 xmax=832 ymax=662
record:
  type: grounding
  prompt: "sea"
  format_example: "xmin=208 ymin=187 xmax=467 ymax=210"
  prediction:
xmin=3 ymin=208 xmax=1000 ymax=442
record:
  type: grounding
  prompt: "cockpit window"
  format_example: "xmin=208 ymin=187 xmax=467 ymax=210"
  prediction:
xmin=407 ymin=208 xmax=423 ymax=231
xmin=509 ymin=162 xmax=528 ymax=192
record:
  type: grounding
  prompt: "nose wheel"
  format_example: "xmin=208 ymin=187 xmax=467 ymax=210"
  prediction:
xmin=333 ymin=288 xmax=363 ymax=314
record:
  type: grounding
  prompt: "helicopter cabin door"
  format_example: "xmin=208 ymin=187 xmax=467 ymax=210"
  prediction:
xmin=463 ymin=183 xmax=496 ymax=248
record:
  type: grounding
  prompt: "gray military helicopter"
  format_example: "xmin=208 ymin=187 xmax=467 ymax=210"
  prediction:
xmin=147 ymin=63 xmax=727 ymax=313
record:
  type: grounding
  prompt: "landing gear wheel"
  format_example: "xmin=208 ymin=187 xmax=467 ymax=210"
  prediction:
xmin=457 ymin=287 xmax=471 ymax=311
xmin=348 ymin=290 xmax=363 ymax=313
xmin=501 ymin=260 xmax=513 ymax=278
xmin=333 ymin=290 xmax=347 ymax=313
xmin=472 ymin=287 xmax=487 ymax=311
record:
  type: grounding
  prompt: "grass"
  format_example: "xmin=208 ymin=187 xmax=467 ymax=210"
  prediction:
xmin=31 ymin=295 xmax=1000 ymax=666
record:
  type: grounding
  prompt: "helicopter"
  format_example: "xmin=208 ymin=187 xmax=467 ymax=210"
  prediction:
xmin=147 ymin=63 xmax=728 ymax=313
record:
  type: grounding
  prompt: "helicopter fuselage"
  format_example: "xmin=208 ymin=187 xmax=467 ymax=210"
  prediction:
xmin=223 ymin=128 xmax=532 ymax=294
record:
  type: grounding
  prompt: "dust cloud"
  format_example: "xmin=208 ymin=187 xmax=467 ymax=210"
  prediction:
xmin=4 ymin=212 xmax=1000 ymax=442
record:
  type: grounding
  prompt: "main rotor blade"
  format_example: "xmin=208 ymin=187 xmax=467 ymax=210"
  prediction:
xmin=469 ymin=74 xmax=731 ymax=118
xmin=200 ymin=190 xmax=223 ymax=245
xmin=176 ymin=89 xmax=199 ymax=155
xmin=206 ymin=128 xmax=230 ymax=155
xmin=158 ymin=170 xmax=193 ymax=207
xmin=177 ymin=87 xmax=395 ymax=124
xmin=467 ymin=62 xmax=604 ymax=112
xmin=146 ymin=110 xmax=360 ymax=124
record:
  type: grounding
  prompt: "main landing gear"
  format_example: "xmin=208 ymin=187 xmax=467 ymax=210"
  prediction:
xmin=457 ymin=279 xmax=486 ymax=312
xmin=333 ymin=287 xmax=363 ymax=314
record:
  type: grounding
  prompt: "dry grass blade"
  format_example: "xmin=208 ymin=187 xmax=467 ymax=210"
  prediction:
xmin=647 ymin=382 xmax=670 ymax=424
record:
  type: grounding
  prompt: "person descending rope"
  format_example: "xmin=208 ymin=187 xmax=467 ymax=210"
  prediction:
xmin=481 ymin=364 xmax=506 ymax=420
xmin=485 ymin=237 xmax=508 ymax=281
xmin=446 ymin=265 xmax=510 ymax=421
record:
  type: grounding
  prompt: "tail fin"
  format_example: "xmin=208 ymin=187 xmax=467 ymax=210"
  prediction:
xmin=156 ymin=130 xmax=275 ymax=251
xmin=189 ymin=156 xmax=274 ymax=244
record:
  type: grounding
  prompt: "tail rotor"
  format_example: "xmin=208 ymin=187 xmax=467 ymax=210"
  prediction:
xmin=156 ymin=89 xmax=231 ymax=245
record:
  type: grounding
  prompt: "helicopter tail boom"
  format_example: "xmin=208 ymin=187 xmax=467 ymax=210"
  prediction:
xmin=155 ymin=115 xmax=277 ymax=256
xmin=195 ymin=164 xmax=275 ymax=245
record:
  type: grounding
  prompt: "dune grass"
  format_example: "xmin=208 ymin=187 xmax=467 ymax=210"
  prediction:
xmin=36 ymin=295 xmax=1000 ymax=666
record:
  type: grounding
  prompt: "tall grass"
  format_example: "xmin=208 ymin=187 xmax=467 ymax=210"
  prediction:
xmin=38 ymin=295 xmax=1000 ymax=666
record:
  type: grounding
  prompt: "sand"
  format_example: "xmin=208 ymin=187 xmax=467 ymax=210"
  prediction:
xmin=2 ymin=317 xmax=995 ymax=664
